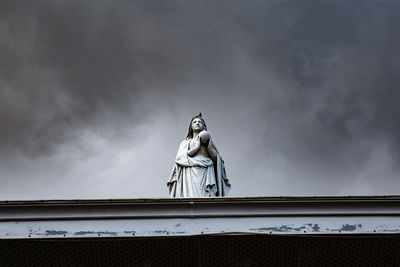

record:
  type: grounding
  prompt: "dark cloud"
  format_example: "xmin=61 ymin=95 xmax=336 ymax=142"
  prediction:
xmin=0 ymin=0 xmax=399 ymax=198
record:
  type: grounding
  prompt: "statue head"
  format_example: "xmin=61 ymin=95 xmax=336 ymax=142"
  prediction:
xmin=186 ymin=113 xmax=207 ymax=138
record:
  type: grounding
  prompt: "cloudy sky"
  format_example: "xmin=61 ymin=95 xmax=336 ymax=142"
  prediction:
xmin=0 ymin=0 xmax=399 ymax=199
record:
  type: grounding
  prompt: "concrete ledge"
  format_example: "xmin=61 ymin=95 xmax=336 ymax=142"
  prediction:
xmin=1 ymin=196 xmax=400 ymax=239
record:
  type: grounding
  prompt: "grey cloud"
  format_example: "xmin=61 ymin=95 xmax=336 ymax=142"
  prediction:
xmin=0 ymin=0 xmax=399 ymax=198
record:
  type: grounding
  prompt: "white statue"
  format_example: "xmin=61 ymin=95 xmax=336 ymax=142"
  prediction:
xmin=167 ymin=113 xmax=231 ymax=197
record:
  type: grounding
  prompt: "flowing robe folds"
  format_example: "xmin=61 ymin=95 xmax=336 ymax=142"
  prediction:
xmin=167 ymin=139 xmax=230 ymax=197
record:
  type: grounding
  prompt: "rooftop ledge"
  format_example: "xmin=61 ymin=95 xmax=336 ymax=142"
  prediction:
xmin=1 ymin=195 xmax=400 ymax=239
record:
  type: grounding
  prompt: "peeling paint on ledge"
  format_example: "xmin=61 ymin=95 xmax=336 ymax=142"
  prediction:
xmin=74 ymin=231 xmax=117 ymax=236
xmin=44 ymin=230 xmax=68 ymax=236
xmin=250 ymin=225 xmax=307 ymax=233
xmin=341 ymin=224 xmax=359 ymax=232
xmin=312 ymin=224 xmax=320 ymax=232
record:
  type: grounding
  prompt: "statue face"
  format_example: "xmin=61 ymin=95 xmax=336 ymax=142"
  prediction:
xmin=191 ymin=118 xmax=205 ymax=132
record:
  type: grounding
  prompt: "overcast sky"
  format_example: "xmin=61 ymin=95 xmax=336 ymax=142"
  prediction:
xmin=0 ymin=0 xmax=399 ymax=199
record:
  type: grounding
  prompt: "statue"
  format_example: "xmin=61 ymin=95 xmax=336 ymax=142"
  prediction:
xmin=167 ymin=113 xmax=231 ymax=197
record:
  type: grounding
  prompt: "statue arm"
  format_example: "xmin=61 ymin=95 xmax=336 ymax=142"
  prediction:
xmin=187 ymin=137 xmax=201 ymax=157
xmin=207 ymin=140 xmax=218 ymax=162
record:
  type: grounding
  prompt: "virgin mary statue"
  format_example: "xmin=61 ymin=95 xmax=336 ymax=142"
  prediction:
xmin=167 ymin=113 xmax=231 ymax=197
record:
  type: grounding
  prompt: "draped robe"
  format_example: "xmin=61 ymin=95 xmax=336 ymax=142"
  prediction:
xmin=167 ymin=138 xmax=230 ymax=197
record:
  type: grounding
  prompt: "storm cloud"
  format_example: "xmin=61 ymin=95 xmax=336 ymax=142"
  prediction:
xmin=0 ymin=0 xmax=399 ymax=199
